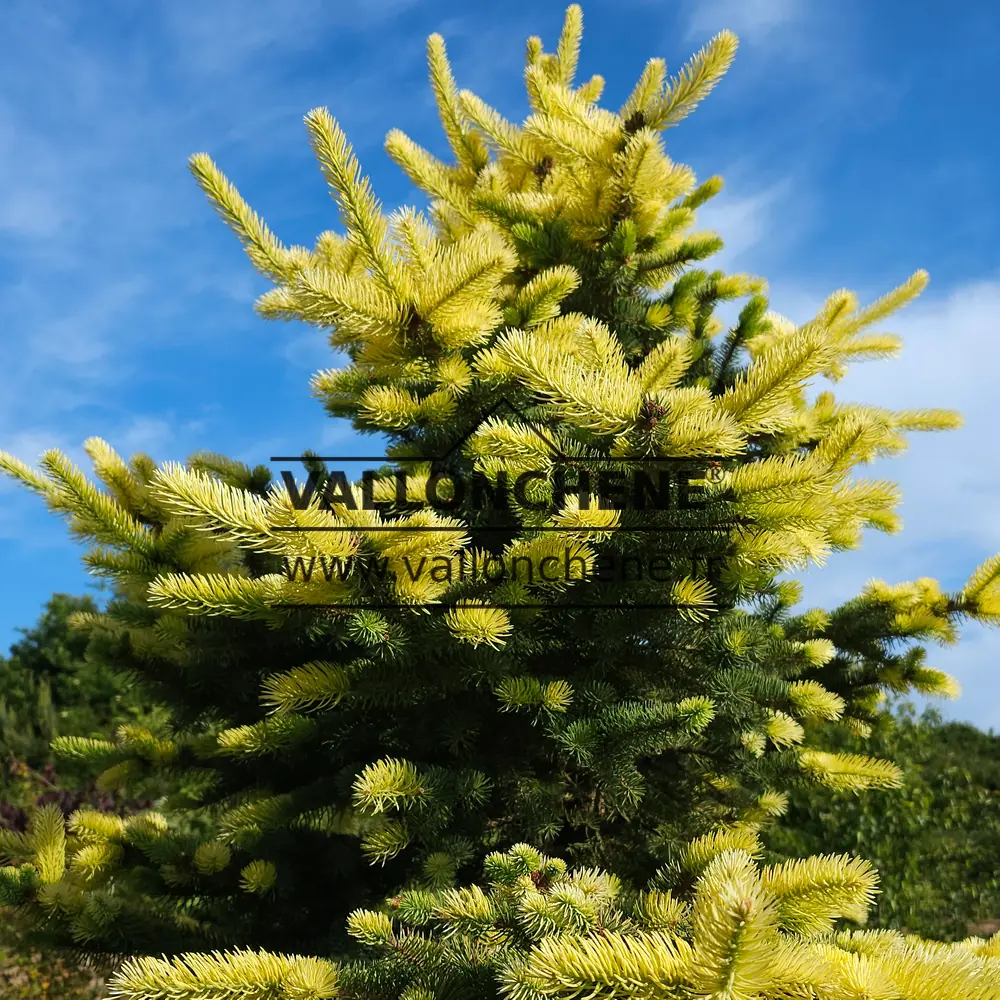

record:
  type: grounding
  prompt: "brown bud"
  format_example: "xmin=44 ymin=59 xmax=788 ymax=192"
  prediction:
xmin=624 ymin=111 xmax=646 ymax=135
xmin=533 ymin=156 xmax=555 ymax=179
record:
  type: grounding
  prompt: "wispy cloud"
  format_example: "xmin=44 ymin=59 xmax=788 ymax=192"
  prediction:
xmin=693 ymin=164 xmax=1000 ymax=729
xmin=0 ymin=0 xmax=440 ymax=559
xmin=792 ymin=277 xmax=1000 ymax=728
xmin=0 ymin=0 xmax=426 ymax=410
xmin=681 ymin=0 xmax=806 ymax=46
xmin=696 ymin=175 xmax=799 ymax=272
xmin=161 ymin=0 xmax=416 ymax=79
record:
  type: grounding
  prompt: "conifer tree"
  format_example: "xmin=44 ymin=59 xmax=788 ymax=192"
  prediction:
xmin=1 ymin=6 xmax=999 ymax=992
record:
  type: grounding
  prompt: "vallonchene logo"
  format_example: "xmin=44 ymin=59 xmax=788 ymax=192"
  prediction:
xmin=271 ymin=398 xmax=741 ymax=611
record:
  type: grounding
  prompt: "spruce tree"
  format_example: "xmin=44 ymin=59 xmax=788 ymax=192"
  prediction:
xmin=1 ymin=6 xmax=999 ymax=994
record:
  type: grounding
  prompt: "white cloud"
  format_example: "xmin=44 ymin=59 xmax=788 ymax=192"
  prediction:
xmin=681 ymin=0 xmax=805 ymax=45
xmin=0 ymin=430 xmax=78 ymax=479
xmin=0 ymin=0 xmax=433 ymax=469
xmin=686 ymin=166 xmax=1000 ymax=729
xmin=826 ymin=278 xmax=1000 ymax=552
xmin=281 ymin=327 xmax=334 ymax=373
xmin=162 ymin=0 xmax=417 ymax=79
xmin=789 ymin=277 xmax=1000 ymax=729
xmin=695 ymin=176 xmax=797 ymax=270
xmin=319 ymin=422 xmax=364 ymax=450
xmin=25 ymin=278 xmax=149 ymax=371
xmin=115 ymin=416 xmax=177 ymax=456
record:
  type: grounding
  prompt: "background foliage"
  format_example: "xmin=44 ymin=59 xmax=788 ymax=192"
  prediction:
xmin=770 ymin=701 xmax=1000 ymax=940
xmin=0 ymin=593 xmax=162 ymax=786
xmin=1 ymin=594 xmax=162 ymax=999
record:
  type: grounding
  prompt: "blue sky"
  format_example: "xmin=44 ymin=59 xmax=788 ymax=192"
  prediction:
xmin=1 ymin=0 xmax=998 ymax=725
